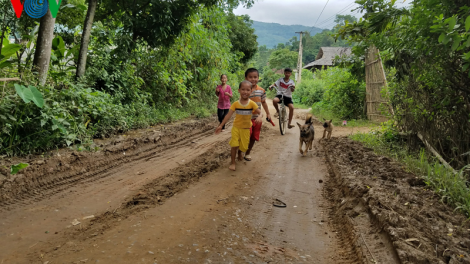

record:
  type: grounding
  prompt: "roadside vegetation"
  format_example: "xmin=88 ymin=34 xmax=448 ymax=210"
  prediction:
xmin=351 ymin=127 xmax=470 ymax=217
xmin=0 ymin=0 xmax=257 ymax=156
xmin=255 ymin=0 xmax=470 ymax=216
xmin=338 ymin=0 xmax=470 ymax=216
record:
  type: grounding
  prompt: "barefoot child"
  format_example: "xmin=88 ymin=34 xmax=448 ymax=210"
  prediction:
xmin=244 ymin=68 xmax=271 ymax=161
xmin=215 ymin=74 xmax=232 ymax=131
xmin=215 ymin=81 xmax=261 ymax=171
xmin=270 ymin=68 xmax=296 ymax=129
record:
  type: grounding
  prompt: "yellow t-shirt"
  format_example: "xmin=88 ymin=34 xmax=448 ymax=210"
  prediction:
xmin=230 ymin=100 xmax=259 ymax=129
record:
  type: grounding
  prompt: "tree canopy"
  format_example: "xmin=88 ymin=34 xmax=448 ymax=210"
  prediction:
xmin=0 ymin=0 xmax=258 ymax=155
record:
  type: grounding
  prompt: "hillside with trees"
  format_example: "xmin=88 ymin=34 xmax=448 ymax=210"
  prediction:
xmin=252 ymin=16 xmax=354 ymax=89
xmin=252 ymin=21 xmax=323 ymax=48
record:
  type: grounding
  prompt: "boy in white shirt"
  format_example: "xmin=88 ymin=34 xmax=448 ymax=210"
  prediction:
xmin=269 ymin=68 xmax=296 ymax=129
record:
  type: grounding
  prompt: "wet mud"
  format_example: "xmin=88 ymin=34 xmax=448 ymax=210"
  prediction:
xmin=322 ymin=137 xmax=470 ymax=264
xmin=0 ymin=118 xmax=224 ymax=208
xmin=1 ymin=107 xmax=469 ymax=264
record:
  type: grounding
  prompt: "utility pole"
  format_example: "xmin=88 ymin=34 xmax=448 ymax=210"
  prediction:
xmin=295 ymin=31 xmax=305 ymax=84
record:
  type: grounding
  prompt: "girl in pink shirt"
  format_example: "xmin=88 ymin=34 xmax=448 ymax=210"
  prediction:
xmin=215 ymin=74 xmax=233 ymax=131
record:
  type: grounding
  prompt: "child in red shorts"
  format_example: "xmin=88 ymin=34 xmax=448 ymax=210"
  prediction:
xmin=244 ymin=68 xmax=271 ymax=161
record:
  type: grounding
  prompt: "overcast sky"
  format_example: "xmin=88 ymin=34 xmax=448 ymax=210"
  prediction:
xmin=233 ymin=0 xmax=410 ymax=29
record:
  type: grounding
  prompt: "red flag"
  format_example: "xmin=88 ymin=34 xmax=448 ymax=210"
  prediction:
xmin=10 ymin=0 xmax=25 ymax=18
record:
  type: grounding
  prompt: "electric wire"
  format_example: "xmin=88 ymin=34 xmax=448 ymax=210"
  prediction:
xmin=322 ymin=10 xmax=361 ymax=29
xmin=315 ymin=1 xmax=357 ymax=27
xmin=316 ymin=2 xmax=358 ymax=27
xmin=313 ymin=0 xmax=331 ymax=28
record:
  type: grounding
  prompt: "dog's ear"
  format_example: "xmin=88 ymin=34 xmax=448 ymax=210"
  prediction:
xmin=296 ymin=122 xmax=301 ymax=128
xmin=323 ymin=118 xmax=326 ymax=121
xmin=329 ymin=119 xmax=333 ymax=123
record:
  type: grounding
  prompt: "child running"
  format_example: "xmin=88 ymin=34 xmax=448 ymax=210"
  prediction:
xmin=244 ymin=68 xmax=271 ymax=161
xmin=270 ymin=68 xmax=296 ymax=129
xmin=215 ymin=80 xmax=261 ymax=171
xmin=215 ymin=74 xmax=233 ymax=132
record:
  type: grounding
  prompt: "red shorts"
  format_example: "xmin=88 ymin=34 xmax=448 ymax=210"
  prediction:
xmin=250 ymin=119 xmax=262 ymax=141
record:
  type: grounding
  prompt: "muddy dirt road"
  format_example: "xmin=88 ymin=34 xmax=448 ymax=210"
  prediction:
xmin=1 ymin=102 xmax=469 ymax=264
xmin=0 ymin=102 xmax=360 ymax=264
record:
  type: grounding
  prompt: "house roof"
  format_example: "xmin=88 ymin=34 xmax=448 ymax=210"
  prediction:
xmin=303 ymin=47 xmax=352 ymax=69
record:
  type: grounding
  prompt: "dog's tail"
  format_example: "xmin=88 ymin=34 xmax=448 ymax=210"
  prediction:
xmin=305 ymin=113 xmax=313 ymax=125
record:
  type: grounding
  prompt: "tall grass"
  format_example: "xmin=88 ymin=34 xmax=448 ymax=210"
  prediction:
xmin=351 ymin=131 xmax=470 ymax=217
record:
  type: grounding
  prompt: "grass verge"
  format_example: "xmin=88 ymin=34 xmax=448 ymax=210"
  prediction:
xmin=311 ymin=108 xmax=377 ymax=128
xmin=350 ymin=131 xmax=470 ymax=217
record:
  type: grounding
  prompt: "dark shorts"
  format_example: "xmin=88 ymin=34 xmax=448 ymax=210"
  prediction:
xmin=275 ymin=95 xmax=293 ymax=106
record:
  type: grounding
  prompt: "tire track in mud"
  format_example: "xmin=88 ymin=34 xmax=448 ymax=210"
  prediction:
xmin=26 ymin=142 xmax=232 ymax=263
xmin=0 ymin=119 xmax=232 ymax=211
xmin=320 ymin=141 xmax=366 ymax=264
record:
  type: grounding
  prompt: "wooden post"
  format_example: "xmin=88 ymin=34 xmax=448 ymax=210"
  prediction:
xmin=365 ymin=46 xmax=391 ymax=122
xmin=295 ymin=31 xmax=305 ymax=84
xmin=417 ymin=132 xmax=459 ymax=176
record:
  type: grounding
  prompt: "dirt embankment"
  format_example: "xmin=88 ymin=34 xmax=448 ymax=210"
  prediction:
xmin=322 ymin=137 xmax=470 ymax=264
xmin=0 ymin=118 xmax=223 ymax=208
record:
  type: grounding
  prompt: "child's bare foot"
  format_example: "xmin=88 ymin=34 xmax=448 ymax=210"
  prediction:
xmin=237 ymin=156 xmax=244 ymax=162
xmin=288 ymin=124 xmax=295 ymax=129
xmin=229 ymin=164 xmax=236 ymax=171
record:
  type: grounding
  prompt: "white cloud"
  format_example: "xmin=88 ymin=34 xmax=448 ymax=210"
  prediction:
xmin=234 ymin=0 xmax=411 ymax=29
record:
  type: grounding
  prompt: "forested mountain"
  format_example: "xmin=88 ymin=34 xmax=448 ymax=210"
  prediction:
xmin=252 ymin=21 xmax=323 ymax=48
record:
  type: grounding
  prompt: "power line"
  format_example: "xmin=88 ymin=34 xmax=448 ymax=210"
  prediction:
xmin=316 ymin=2 xmax=358 ymax=27
xmin=323 ymin=10 xmax=360 ymax=28
xmin=313 ymin=0 xmax=331 ymax=28
xmin=315 ymin=1 xmax=356 ymax=26
xmin=322 ymin=10 xmax=361 ymax=29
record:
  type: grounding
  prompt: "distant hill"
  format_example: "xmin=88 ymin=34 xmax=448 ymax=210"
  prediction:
xmin=252 ymin=21 xmax=323 ymax=48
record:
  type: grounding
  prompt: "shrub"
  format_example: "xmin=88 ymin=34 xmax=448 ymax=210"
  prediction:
xmin=310 ymin=67 xmax=366 ymax=120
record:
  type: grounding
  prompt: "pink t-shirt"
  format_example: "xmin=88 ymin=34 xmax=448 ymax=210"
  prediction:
xmin=217 ymin=85 xmax=232 ymax=109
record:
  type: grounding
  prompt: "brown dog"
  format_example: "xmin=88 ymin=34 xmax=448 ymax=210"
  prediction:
xmin=296 ymin=114 xmax=315 ymax=156
xmin=322 ymin=119 xmax=333 ymax=139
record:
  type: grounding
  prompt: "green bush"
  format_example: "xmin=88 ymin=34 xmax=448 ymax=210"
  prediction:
xmin=313 ymin=67 xmax=366 ymax=120
xmin=0 ymin=7 xmax=251 ymax=156
xmin=0 ymin=83 xmax=161 ymax=155
xmin=293 ymin=70 xmax=325 ymax=105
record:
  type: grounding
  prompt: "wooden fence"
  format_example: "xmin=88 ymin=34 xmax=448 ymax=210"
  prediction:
xmin=365 ymin=46 xmax=392 ymax=122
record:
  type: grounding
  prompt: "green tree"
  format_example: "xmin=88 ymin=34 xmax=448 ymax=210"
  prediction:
xmin=334 ymin=14 xmax=358 ymax=26
xmin=226 ymin=13 xmax=258 ymax=64
xmin=76 ymin=0 xmax=97 ymax=78
xmin=254 ymin=45 xmax=273 ymax=73
xmin=268 ymin=48 xmax=297 ymax=69
xmin=335 ymin=0 xmax=470 ymax=168
xmin=33 ymin=10 xmax=56 ymax=85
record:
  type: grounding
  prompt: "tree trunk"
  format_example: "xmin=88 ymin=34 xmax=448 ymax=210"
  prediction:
xmin=33 ymin=9 xmax=56 ymax=85
xmin=76 ymin=0 xmax=98 ymax=78
xmin=0 ymin=29 xmax=4 ymax=56
xmin=0 ymin=11 xmax=5 ymax=56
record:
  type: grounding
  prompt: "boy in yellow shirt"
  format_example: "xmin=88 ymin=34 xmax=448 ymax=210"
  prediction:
xmin=215 ymin=80 xmax=261 ymax=171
